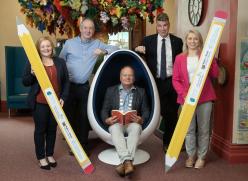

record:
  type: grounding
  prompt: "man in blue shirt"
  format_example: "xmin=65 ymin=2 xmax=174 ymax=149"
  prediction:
xmin=59 ymin=18 xmax=118 ymax=153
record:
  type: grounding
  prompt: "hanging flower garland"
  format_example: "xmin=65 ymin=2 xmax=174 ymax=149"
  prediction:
xmin=18 ymin=0 xmax=164 ymax=37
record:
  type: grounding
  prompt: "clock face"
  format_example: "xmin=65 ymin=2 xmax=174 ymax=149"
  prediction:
xmin=188 ymin=0 xmax=203 ymax=26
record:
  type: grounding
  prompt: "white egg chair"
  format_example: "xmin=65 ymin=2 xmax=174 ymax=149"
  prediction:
xmin=87 ymin=50 xmax=160 ymax=165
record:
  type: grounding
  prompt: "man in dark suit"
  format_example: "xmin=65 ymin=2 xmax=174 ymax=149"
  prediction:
xmin=135 ymin=13 xmax=183 ymax=150
xmin=101 ymin=66 xmax=149 ymax=177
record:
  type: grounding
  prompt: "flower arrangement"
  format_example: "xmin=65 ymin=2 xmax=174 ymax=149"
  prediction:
xmin=18 ymin=0 xmax=164 ymax=37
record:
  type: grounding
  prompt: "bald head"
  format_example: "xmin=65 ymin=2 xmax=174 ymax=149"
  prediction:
xmin=120 ymin=66 xmax=135 ymax=89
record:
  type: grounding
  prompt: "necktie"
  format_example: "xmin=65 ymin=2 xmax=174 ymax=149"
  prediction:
xmin=160 ymin=38 xmax=166 ymax=79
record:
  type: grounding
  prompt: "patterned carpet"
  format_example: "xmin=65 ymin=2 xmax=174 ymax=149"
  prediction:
xmin=0 ymin=113 xmax=247 ymax=181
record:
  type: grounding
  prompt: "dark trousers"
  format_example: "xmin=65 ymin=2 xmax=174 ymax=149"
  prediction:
xmin=156 ymin=77 xmax=179 ymax=146
xmin=64 ymin=82 xmax=90 ymax=147
xmin=33 ymin=103 xmax=57 ymax=160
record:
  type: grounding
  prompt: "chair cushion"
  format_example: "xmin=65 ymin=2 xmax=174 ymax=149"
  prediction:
xmin=7 ymin=94 xmax=28 ymax=102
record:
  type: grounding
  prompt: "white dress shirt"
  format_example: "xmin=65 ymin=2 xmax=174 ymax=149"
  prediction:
xmin=157 ymin=34 xmax=173 ymax=78
xmin=187 ymin=56 xmax=199 ymax=83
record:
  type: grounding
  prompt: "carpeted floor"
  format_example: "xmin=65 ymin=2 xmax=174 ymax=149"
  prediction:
xmin=0 ymin=112 xmax=247 ymax=181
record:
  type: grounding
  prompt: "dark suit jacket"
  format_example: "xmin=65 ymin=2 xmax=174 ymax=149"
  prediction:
xmin=101 ymin=85 xmax=150 ymax=126
xmin=143 ymin=33 xmax=183 ymax=78
xmin=22 ymin=56 xmax=70 ymax=110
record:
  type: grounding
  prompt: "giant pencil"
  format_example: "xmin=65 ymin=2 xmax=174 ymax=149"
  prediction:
xmin=16 ymin=18 xmax=94 ymax=174
xmin=165 ymin=11 xmax=227 ymax=172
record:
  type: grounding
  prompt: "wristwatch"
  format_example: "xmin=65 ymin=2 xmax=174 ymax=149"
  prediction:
xmin=103 ymin=49 xmax=108 ymax=55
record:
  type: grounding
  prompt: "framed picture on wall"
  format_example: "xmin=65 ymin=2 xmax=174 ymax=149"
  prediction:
xmin=236 ymin=39 xmax=248 ymax=144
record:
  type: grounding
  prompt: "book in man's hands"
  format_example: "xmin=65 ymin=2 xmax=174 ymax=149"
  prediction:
xmin=111 ymin=110 xmax=137 ymax=125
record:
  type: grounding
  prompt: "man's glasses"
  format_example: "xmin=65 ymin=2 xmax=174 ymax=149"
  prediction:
xmin=121 ymin=74 xmax=134 ymax=78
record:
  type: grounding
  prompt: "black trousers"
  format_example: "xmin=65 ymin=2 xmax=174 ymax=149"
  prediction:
xmin=33 ymin=103 xmax=57 ymax=160
xmin=156 ymin=77 xmax=179 ymax=146
xmin=64 ymin=82 xmax=90 ymax=147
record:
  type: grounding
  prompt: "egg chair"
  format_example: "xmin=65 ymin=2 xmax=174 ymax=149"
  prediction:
xmin=87 ymin=49 xmax=160 ymax=165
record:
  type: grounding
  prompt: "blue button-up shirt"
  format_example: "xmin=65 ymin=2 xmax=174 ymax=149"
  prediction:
xmin=59 ymin=36 xmax=119 ymax=84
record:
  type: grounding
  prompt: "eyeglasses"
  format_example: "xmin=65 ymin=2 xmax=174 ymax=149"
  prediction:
xmin=121 ymin=74 xmax=134 ymax=78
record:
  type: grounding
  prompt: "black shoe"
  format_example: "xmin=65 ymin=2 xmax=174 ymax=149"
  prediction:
xmin=47 ymin=156 xmax=57 ymax=168
xmin=49 ymin=162 xmax=57 ymax=168
xmin=39 ymin=159 xmax=50 ymax=170
xmin=40 ymin=164 xmax=51 ymax=170
xmin=69 ymin=150 xmax=74 ymax=156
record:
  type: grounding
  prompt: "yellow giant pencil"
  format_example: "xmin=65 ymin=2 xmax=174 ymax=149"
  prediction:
xmin=16 ymin=18 xmax=94 ymax=174
xmin=165 ymin=11 xmax=227 ymax=172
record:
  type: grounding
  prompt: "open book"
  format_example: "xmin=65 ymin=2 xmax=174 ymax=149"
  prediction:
xmin=111 ymin=110 xmax=137 ymax=125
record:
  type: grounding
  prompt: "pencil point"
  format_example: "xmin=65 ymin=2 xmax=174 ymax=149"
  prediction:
xmin=165 ymin=165 xmax=171 ymax=172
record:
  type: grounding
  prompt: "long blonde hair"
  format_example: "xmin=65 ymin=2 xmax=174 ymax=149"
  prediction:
xmin=36 ymin=36 xmax=55 ymax=57
xmin=184 ymin=29 xmax=203 ymax=54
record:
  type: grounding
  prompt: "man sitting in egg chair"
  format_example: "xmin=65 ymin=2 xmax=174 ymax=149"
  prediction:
xmin=101 ymin=65 xmax=150 ymax=177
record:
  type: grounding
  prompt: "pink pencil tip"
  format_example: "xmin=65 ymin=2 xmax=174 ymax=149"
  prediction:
xmin=83 ymin=164 xmax=94 ymax=174
xmin=215 ymin=11 xmax=228 ymax=19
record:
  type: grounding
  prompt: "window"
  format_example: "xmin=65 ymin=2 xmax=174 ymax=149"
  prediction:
xmin=108 ymin=32 xmax=129 ymax=49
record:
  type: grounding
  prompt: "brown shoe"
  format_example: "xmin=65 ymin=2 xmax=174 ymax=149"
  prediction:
xmin=124 ymin=160 xmax=134 ymax=176
xmin=185 ymin=156 xmax=195 ymax=168
xmin=116 ymin=164 xmax=125 ymax=177
xmin=194 ymin=158 xmax=205 ymax=169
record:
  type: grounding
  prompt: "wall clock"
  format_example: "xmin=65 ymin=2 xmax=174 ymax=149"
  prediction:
xmin=188 ymin=0 xmax=203 ymax=26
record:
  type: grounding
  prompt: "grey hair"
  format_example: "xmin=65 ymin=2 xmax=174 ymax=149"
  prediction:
xmin=79 ymin=18 xmax=95 ymax=30
xmin=156 ymin=13 xmax=170 ymax=22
